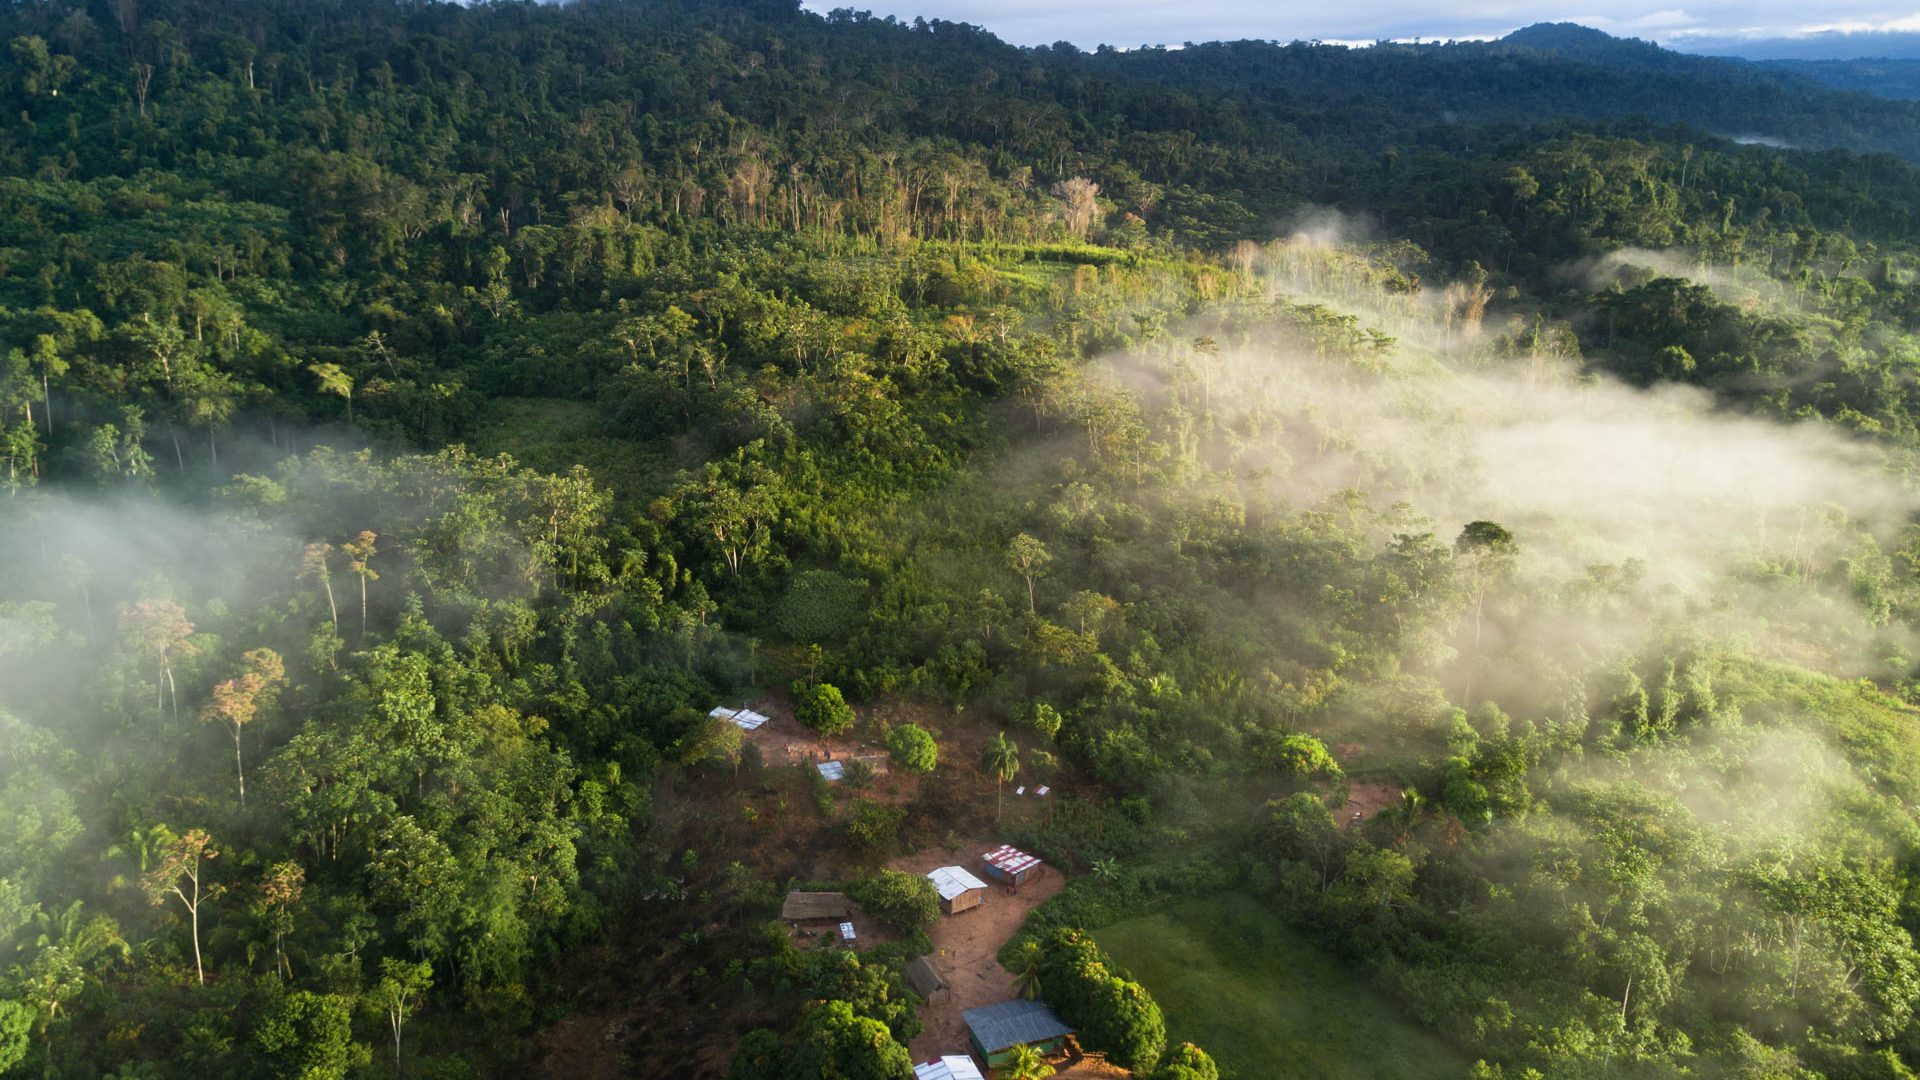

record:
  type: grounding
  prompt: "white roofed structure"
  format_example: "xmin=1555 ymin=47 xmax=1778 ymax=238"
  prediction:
xmin=927 ymin=866 xmax=988 ymax=902
xmin=926 ymin=865 xmax=988 ymax=914
xmin=914 ymin=1056 xmax=986 ymax=1080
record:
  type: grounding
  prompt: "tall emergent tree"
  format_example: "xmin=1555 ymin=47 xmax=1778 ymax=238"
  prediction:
xmin=141 ymin=829 xmax=218 ymax=985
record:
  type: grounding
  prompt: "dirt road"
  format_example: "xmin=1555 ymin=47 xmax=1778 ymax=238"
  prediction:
xmin=889 ymin=844 xmax=1065 ymax=1062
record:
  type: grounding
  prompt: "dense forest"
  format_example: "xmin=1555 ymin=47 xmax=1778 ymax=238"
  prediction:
xmin=7 ymin=0 xmax=1920 ymax=1077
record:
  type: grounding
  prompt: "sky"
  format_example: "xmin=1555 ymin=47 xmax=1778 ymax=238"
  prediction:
xmin=797 ymin=0 xmax=1920 ymax=53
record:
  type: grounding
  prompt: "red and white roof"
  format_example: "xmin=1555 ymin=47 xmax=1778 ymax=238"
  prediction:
xmin=983 ymin=844 xmax=1042 ymax=875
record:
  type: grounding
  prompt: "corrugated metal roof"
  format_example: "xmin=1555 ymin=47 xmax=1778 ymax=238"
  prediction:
xmin=708 ymin=706 xmax=739 ymax=720
xmin=983 ymin=844 xmax=1042 ymax=875
xmin=926 ymin=866 xmax=988 ymax=901
xmin=913 ymin=1056 xmax=985 ymax=1080
xmin=816 ymin=761 xmax=845 ymax=781
xmin=733 ymin=709 xmax=770 ymax=730
xmin=962 ymin=999 xmax=1073 ymax=1053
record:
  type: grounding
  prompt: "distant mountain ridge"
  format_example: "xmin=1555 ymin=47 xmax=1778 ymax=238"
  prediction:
xmin=1754 ymin=58 xmax=1920 ymax=101
xmin=1079 ymin=24 xmax=1920 ymax=162
xmin=1680 ymin=30 xmax=1920 ymax=61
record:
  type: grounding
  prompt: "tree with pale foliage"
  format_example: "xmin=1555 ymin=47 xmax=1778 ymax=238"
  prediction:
xmin=118 ymin=598 xmax=196 ymax=719
xmin=141 ymin=828 xmax=218 ymax=985
xmin=200 ymin=648 xmax=285 ymax=808
xmin=368 ymin=957 xmax=432 ymax=1074
xmin=309 ymin=362 xmax=354 ymax=424
xmin=256 ymin=860 xmax=304 ymax=980
xmin=301 ymin=542 xmax=339 ymax=632
xmin=1053 ymin=177 xmax=1102 ymax=239
xmin=1006 ymin=533 xmax=1052 ymax=614
xmin=341 ymin=530 xmax=378 ymax=638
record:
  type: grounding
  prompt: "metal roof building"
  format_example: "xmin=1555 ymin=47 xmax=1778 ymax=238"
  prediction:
xmin=710 ymin=705 xmax=770 ymax=731
xmin=981 ymin=844 xmax=1043 ymax=889
xmin=926 ymin=866 xmax=989 ymax=914
xmin=913 ymin=1056 xmax=985 ymax=1080
xmin=963 ymin=999 xmax=1073 ymax=1068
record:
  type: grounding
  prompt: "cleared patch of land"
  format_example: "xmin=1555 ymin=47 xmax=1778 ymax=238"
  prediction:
xmin=890 ymin=845 xmax=1064 ymax=1063
xmin=1095 ymin=894 xmax=1465 ymax=1080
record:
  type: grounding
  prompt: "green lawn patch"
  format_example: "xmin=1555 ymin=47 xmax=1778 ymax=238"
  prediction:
xmin=1095 ymin=894 xmax=1466 ymax=1080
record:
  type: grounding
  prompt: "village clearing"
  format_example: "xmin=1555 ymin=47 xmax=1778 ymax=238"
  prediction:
xmin=888 ymin=844 xmax=1065 ymax=1063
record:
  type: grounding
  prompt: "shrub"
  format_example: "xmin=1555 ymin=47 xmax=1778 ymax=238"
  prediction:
xmin=1155 ymin=1043 xmax=1219 ymax=1080
xmin=793 ymin=681 xmax=855 ymax=735
xmin=845 ymin=800 xmax=906 ymax=854
xmin=1037 ymin=928 xmax=1166 ymax=1073
xmin=849 ymin=869 xmax=940 ymax=934
xmin=886 ymin=724 xmax=938 ymax=774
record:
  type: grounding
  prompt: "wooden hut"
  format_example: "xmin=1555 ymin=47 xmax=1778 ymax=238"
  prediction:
xmin=781 ymin=891 xmax=854 ymax=925
xmin=907 ymin=956 xmax=951 ymax=1006
xmin=926 ymin=866 xmax=989 ymax=915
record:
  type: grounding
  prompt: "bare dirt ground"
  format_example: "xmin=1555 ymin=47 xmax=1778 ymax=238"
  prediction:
xmin=889 ymin=843 xmax=1066 ymax=1063
xmin=783 ymin=909 xmax=897 ymax=953
xmin=733 ymin=691 xmax=919 ymax=804
xmin=1052 ymin=1055 xmax=1132 ymax=1079
xmin=1339 ymin=776 xmax=1404 ymax=828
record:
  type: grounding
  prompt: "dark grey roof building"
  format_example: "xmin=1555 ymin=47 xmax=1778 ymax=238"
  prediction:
xmin=962 ymin=998 xmax=1074 ymax=1066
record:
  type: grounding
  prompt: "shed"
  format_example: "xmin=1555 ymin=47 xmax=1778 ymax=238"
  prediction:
xmin=816 ymin=760 xmax=846 ymax=782
xmin=733 ymin=708 xmax=771 ymax=731
xmin=907 ymin=956 xmax=951 ymax=1006
xmin=781 ymin=891 xmax=853 ymax=924
xmin=962 ymin=999 xmax=1073 ymax=1069
xmin=926 ymin=866 xmax=989 ymax=915
xmin=913 ymin=1056 xmax=984 ymax=1080
xmin=981 ymin=844 xmax=1044 ymax=890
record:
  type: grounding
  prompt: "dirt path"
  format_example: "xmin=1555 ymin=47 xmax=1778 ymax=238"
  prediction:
xmin=889 ymin=844 xmax=1065 ymax=1063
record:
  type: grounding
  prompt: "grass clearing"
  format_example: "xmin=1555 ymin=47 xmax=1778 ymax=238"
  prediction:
xmin=1096 ymin=893 xmax=1466 ymax=1080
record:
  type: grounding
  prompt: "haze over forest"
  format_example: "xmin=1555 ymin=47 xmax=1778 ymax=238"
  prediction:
xmin=9 ymin=1 xmax=1920 ymax=1078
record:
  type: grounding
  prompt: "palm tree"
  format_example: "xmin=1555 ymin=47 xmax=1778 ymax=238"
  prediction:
xmin=999 ymin=1044 xmax=1054 ymax=1080
xmin=1007 ymin=940 xmax=1044 ymax=1001
xmin=982 ymin=731 xmax=1020 ymax=820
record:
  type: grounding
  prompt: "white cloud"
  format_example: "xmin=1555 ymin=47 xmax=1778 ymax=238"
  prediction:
xmin=798 ymin=0 xmax=1920 ymax=50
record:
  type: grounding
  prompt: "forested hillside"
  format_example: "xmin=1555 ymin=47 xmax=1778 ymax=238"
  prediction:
xmin=6 ymin=1 xmax=1920 ymax=1077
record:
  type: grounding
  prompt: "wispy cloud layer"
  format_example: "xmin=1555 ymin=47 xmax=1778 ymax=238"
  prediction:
xmin=799 ymin=0 xmax=1920 ymax=53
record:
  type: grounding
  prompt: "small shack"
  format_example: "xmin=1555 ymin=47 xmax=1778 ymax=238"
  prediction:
xmin=907 ymin=956 xmax=951 ymax=1006
xmin=963 ymin=999 xmax=1073 ymax=1069
xmin=913 ymin=1056 xmax=984 ymax=1080
xmin=981 ymin=845 xmax=1044 ymax=891
xmin=781 ymin=891 xmax=853 ymax=926
xmin=926 ymin=866 xmax=989 ymax=915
